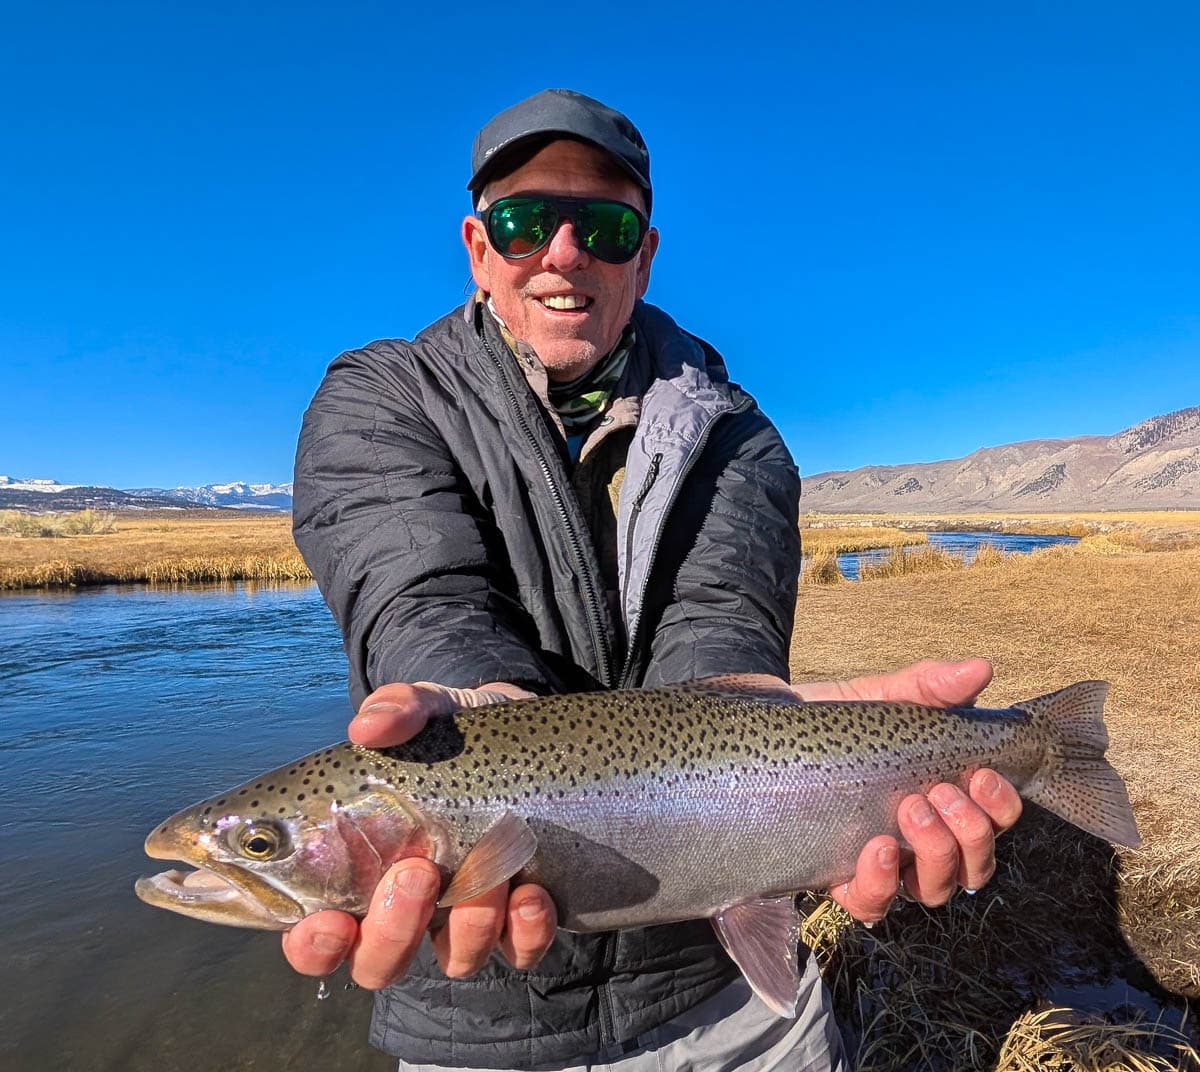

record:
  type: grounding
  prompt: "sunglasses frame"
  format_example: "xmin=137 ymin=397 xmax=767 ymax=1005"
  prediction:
xmin=480 ymin=194 xmax=649 ymax=264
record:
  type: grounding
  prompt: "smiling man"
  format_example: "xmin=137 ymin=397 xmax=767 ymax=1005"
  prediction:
xmin=289 ymin=89 xmax=1021 ymax=1071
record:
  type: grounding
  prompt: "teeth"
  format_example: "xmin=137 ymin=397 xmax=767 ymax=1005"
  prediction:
xmin=540 ymin=295 xmax=589 ymax=310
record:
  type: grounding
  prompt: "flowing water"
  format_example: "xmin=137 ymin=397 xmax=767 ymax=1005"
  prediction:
xmin=0 ymin=583 xmax=394 ymax=1071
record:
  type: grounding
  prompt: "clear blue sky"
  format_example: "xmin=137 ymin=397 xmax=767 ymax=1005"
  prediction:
xmin=2 ymin=3 xmax=1197 ymax=487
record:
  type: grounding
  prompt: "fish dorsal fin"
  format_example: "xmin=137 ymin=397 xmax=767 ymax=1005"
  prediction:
xmin=679 ymin=675 xmax=801 ymax=704
xmin=438 ymin=811 xmax=538 ymax=908
xmin=711 ymin=895 xmax=803 ymax=1018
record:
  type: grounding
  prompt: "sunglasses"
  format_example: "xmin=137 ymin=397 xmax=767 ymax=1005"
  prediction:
xmin=480 ymin=195 xmax=649 ymax=264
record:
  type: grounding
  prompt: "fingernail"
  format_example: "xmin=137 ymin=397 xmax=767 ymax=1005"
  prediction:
xmin=930 ymin=784 xmax=965 ymax=814
xmin=911 ymin=799 xmax=937 ymax=826
xmin=312 ymin=932 xmax=350 ymax=956
xmin=863 ymin=919 xmax=875 ymax=930
xmin=964 ymin=888 xmax=978 ymax=896
xmin=516 ymin=898 xmax=545 ymax=921
xmin=361 ymin=701 xmax=406 ymax=717
xmin=395 ymin=863 xmax=439 ymax=900
xmin=977 ymin=770 xmax=1000 ymax=798
xmin=877 ymin=845 xmax=898 ymax=869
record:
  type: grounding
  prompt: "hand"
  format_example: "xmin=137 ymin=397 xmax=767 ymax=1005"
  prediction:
xmin=281 ymin=680 xmax=559 ymax=988
xmin=797 ymin=659 xmax=1024 ymax=924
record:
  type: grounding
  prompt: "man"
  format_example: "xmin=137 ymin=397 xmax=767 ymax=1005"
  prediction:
xmin=288 ymin=89 xmax=1022 ymax=1069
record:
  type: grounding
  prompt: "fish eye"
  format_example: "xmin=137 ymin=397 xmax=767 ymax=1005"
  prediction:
xmin=233 ymin=822 xmax=288 ymax=861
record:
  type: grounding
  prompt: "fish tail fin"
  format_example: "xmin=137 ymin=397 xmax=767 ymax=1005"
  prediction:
xmin=1016 ymin=681 xmax=1141 ymax=848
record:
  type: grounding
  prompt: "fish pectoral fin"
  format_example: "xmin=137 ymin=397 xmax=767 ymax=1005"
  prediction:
xmin=712 ymin=895 xmax=803 ymax=1018
xmin=438 ymin=811 xmax=538 ymax=908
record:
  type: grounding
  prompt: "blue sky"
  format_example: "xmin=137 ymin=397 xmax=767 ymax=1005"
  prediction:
xmin=2 ymin=3 xmax=1197 ymax=487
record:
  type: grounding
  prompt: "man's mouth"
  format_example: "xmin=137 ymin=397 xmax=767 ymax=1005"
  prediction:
xmin=537 ymin=295 xmax=592 ymax=311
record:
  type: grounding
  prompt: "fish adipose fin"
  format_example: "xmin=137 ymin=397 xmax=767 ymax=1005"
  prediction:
xmin=1018 ymin=681 xmax=1142 ymax=848
xmin=712 ymin=895 xmax=803 ymax=1018
xmin=438 ymin=811 xmax=538 ymax=907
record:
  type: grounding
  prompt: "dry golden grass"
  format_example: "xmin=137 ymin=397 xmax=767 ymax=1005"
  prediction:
xmin=858 ymin=543 xmax=964 ymax=580
xmin=0 ymin=513 xmax=309 ymax=588
xmin=801 ymin=550 xmax=844 ymax=586
xmin=791 ymin=531 xmax=1200 ymax=1070
xmin=804 ymin=510 xmax=1200 ymax=546
xmin=0 ymin=507 xmax=117 ymax=536
xmin=801 ymin=525 xmax=929 ymax=556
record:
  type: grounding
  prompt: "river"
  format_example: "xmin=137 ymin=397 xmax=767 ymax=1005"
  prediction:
xmin=0 ymin=583 xmax=394 ymax=1071
xmin=832 ymin=530 xmax=1079 ymax=580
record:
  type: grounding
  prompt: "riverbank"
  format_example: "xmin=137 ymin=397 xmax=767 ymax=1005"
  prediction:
xmin=804 ymin=509 xmax=1200 ymax=545
xmin=0 ymin=512 xmax=310 ymax=588
xmin=792 ymin=537 xmax=1200 ymax=1068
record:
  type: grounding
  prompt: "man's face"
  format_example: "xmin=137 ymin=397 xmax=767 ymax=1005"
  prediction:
xmin=463 ymin=139 xmax=659 ymax=382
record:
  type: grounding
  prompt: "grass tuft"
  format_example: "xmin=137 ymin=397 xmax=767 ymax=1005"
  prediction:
xmin=801 ymin=550 xmax=843 ymax=585
xmin=858 ymin=544 xmax=964 ymax=580
xmin=970 ymin=541 xmax=1008 ymax=569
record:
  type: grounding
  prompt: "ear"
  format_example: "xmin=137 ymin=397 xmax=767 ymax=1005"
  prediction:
xmin=462 ymin=215 xmax=491 ymax=291
xmin=635 ymin=226 xmax=660 ymax=299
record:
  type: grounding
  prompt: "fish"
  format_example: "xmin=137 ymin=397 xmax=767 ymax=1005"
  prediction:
xmin=135 ymin=675 xmax=1140 ymax=1017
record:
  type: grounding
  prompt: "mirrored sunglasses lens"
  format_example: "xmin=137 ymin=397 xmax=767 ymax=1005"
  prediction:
xmin=489 ymin=200 xmax=557 ymax=257
xmin=577 ymin=202 xmax=643 ymax=263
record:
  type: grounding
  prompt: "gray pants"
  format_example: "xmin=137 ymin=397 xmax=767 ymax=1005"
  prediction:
xmin=398 ymin=956 xmax=847 ymax=1072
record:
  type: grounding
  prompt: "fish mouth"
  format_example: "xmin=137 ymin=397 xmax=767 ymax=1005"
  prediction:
xmin=136 ymin=827 xmax=304 ymax=931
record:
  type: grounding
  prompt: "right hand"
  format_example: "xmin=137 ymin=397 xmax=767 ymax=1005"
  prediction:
xmin=280 ymin=680 xmax=559 ymax=989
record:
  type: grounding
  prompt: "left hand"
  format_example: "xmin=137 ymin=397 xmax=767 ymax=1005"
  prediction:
xmin=795 ymin=659 xmax=1024 ymax=924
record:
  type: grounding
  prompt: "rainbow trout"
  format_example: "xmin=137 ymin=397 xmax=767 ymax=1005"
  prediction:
xmin=136 ymin=676 xmax=1139 ymax=1016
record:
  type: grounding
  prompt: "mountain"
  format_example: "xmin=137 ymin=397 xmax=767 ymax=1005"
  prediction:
xmin=802 ymin=406 xmax=1200 ymax=512
xmin=0 ymin=477 xmax=293 ymax=512
xmin=125 ymin=481 xmax=294 ymax=511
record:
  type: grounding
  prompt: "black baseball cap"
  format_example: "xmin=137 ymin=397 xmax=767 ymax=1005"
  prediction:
xmin=468 ymin=89 xmax=652 ymax=214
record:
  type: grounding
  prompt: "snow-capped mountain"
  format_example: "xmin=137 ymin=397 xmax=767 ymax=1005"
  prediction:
xmin=0 ymin=476 xmax=83 ymax=494
xmin=126 ymin=481 xmax=294 ymax=510
xmin=0 ymin=477 xmax=293 ymax=512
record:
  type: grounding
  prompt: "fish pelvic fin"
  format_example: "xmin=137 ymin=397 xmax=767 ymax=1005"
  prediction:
xmin=1017 ymin=681 xmax=1141 ymax=848
xmin=711 ymin=895 xmax=803 ymax=1018
xmin=438 ymin=811 xmax=538 ymax=908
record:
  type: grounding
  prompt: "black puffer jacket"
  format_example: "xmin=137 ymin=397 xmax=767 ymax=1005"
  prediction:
xmin=293 ymin=299 xmax=801 ymax=1067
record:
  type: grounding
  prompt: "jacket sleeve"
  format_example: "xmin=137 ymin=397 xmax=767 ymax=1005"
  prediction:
xmin=293 ymin=342 xmax=560 ymax=709
xmin=639 ymin=402 xmax=801 ymax=686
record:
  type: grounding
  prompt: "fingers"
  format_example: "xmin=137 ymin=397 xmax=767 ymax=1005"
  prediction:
xmin=899 ymin=771 xmax=1020 ymax=904
xmin=350 ymin=681 xmax=533 ymax=748
xmin=430 ymin=883 xmax=509 ymax=978
xmin=828 ymin=836 xmax=901 ymax=924
xmin=796 ymin=659 xmax=993 ymax=707
xmin=968 ymin=767 xmax=1023 ymax=834
xmin=348 ymin=859 xmax=440 ymax=989
xmin=281 ymin=911 xmax=358 ymax=976
xmin=351 ymin=683 xmax=437 ymax=747
xmin=499 ymin=884 xmax=558 ymax=970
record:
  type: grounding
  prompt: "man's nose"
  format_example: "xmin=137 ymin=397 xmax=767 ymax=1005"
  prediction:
xmin=540 ymin=220 xmax=590 ymax=272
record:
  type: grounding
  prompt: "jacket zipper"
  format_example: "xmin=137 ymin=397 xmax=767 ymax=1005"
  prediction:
xmin=621 ymin=451 xmax=662 ymax=600
xmin=618 ymin=397 xmax=754 ymax=688
xmin=480 ymin=333 xmax=616 ymax=688
xmin=597 ymin=931 xmax=618 ymax=1045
